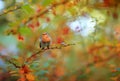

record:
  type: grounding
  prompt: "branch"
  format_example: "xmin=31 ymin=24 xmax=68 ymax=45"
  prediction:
xmin=0 ymin=0 xmax=68 ymax=17
xmin=6 ymin=59 xmax=20 ymax=68
xmin=25 ymin=43 xmax=75 ymax=63
xmin=0 ymin=54 xmax=20 ymax=68
xmin=24 ymin=0 xmax=69 ymax=24
xmin=0 ymin=43 xmax=75 ymax=69
xmin=0 ymin=6 xmax=21 ymax=16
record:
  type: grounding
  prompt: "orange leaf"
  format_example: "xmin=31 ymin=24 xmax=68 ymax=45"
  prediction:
xmin=54 ymin=66 xmax=65 ymax=77
xmin=26 ymin=73 xmax=35 ymax=81
xmin=19 ymin=68 xmax=25 ymax=74
xmin=17 ymin=77 xmax=26 ymax=81
xmin=19 ymin=65 xmax=31 ymax=74
xmin=22 ymin=65 xmax=31 ymax=74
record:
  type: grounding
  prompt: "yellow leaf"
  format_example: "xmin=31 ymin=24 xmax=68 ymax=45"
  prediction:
xmin=26 ymin=73 xmax=35 ymax=81
xmin=56 ymin=5 xmax=65 ymax=15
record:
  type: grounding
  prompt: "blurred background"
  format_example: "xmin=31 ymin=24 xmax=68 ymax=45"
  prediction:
xmin=0 ymin=0 xmax=120 ymax=81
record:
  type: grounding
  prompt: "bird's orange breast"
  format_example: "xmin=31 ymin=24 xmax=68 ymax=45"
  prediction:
xmin=42 ymin=35 xmax=50 ymax=42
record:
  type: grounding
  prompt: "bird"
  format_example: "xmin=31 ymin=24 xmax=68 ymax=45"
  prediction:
xmin=39 ymin=32 xmax=51 ymax=50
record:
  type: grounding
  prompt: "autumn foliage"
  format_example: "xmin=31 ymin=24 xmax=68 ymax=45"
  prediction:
xmin=0 ymin=0 xmax=120 ymax=81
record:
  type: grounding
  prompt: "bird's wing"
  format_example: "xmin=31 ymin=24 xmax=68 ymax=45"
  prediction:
xmin=39 ymin=42 xmax=41 ymax=48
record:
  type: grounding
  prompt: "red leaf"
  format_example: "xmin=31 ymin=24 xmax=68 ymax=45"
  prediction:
xmin=93 ymin=56 xmax=99 ymax=63
xmin=54 ymin=66 xmax=65 ymax=77
xmin=103 ymin=0 xmax=110 ymax=7
xmin=20 ymin=65 xmax=31 ymax=74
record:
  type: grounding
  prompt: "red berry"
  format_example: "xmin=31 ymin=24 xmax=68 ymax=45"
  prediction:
xmin=46 ymin=17 xmax=50 ymax=22
xmin=62 ymin=27 xmax=69 ymax=35
xmin=35 ymin=21 xmax=40 ymax=27
xmin=56 ymin=37 xmax=64 ymax=44
xmin=113 ymin=12 xmax=118 ymax=19
xmin=28 ymin=24 xmax=34 ymax=28
xmin=18 ymin=35 xmax=24 ymax=41
xmin=37 ymin=8 xmax=41 ymax=13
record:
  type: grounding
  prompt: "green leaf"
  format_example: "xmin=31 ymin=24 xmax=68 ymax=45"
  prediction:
xmin=9 ymin=22 xmax=18 ymax=27
xmin=43 ymin=62 xmax=50 ymax=68
xmin=52 ymin=15 xmax=67 ymax=25
xmin=19 ymin=27 xmax=32 ymax=36
xmin=42 ymin=0 xmax=53 ymax=6
xmin=36 ymin=70 xmax=48 ymax=76
xmin=22 ymin=4 xmax=34 ymax=15
xmin=17 ymin=42 xmax=24 ymax=49
xmin=77 ymin=74 xmax=87 ymax=80
xmin=68 ymin=7 xmax=77 ymax=15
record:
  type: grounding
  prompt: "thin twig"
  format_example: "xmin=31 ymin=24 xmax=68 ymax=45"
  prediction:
xmin=0 ymin=0 xmax=68 ymax=17
xmin=24 ymin=0 xmax=69 ymax=24
xmin=4 ymin=0 xmax=69 ymax=35
xmin=0 ymin=6 xmax=21 ymax=16
xmin=0 ymin=43 xmax=75 ymax=68
xmin=6 ymin=59 xmax=20 ymax=68
xmin=0 ymin=54 xmax=20 ymax=68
